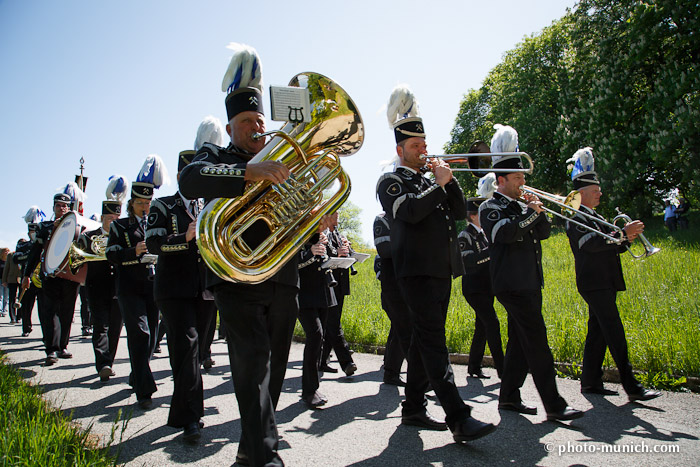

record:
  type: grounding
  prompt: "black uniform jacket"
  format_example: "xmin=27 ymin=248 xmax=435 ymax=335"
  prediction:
xmin=178 ymin=142 xmax=299 ymax=290
xmin=106 ymin=216 xmax=151 ymax=295
xmin=13 ymin=239 xmax=34 ymax=276
xmin=297 ymin=241 xmax=337 ymax=309
xmin=22 ymin=220 xmax=55 ymax=281
xmin=376 ymin=167 xmax=467 ymax=280
xmin=479 ymin=191 xmax=551 ymax=294
xmin=78 ymin=227 xmax=116 ymax=299
xmin=146 ymin=192 xmax=208 ymax=301
xmin=566 ymin=205 xmax=629 ymax=292
xmin=458 ymin=223 xmax=493 ymax=295
xmin=373 ymin=214 xmax=392 ymax=280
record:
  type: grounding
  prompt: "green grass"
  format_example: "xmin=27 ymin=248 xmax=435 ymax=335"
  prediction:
xmin=298 ymin=214 xmax=700 ymax=390
xmin=0 ymin=350 xmax=119 ymax=466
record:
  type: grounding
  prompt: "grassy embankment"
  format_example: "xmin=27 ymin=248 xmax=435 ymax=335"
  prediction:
xmin=0 ymin=350 xmax=120 ymax=466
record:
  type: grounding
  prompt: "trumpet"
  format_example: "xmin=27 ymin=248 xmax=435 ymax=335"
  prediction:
xmin=420 ymin=152 xmax=534 ymax=175
xmin=520 ymin=186 xmax=660 ymax=259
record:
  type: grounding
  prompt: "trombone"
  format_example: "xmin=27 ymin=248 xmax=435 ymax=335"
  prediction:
xmin=520 ymin=185 xmax=661 ymax=259
xmin=420 ymin=152 xmax=534 ymax=175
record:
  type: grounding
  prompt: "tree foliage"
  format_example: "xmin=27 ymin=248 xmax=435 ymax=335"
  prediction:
xmin=447 ymin=0 xmax=699 ymax=218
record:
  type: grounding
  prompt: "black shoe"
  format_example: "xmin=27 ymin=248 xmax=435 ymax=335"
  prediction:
xmin=137 ymin=397 xmax=153 ymax=410
xmin=182 ymin=422 xmax=201 ymax=444
xmin=58 ymin=349 xmax=72 ymax=359
xmin=199 ymin=419 xmax=204 ymax=428
xmin=98 ymin=366 xmax=114 ymax=382
xmin=22 ymin=332 xmax=31 ymax=337
xmin=383 ymin=373 xmax=406 ymax=387
xmin=343 ymin=362 xmax=357 ymax=376
xmin=319 ymin=364 xmax=338 ymax=373
xmin=45 ymin=352 xmax=59 ymax=366
xmin=629 ymin=388 xmax=661 ymax=402
xmin=401 ymin=411 xmax=448 ymax=431
xmin=153 ymin=346 xmax=161 ymax=354
xmin=546 ymin=406 xmax=584 ymax=421
xmin=235 ymin=451 xmax=250 ymax=466
xmin=302 ymin=392 xmax=328 ymax=409
xmin=452 ymin=417 xmax=497 ymax=443
xmin=582 ymin=386 xmax=618 ymax=396
xmin=498 ymin=401 xmax=538 ymax=415
xmin=202 ymin=357 xmax=215 ymax=370
xmin=468 ymin=370 xmax=491 ymax=379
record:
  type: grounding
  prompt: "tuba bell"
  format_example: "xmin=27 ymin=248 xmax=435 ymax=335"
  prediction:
xmin=197 ymin=72 xmax=364 ymax=284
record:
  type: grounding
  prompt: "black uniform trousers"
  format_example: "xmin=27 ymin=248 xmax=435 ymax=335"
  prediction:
xmin=7 ymin=284 xmax=19 ymax=323
xmin=197 ymin=304 xmax=217 ymax=364
xmin=298 ymin=306 xmax=329 ymax=397
xmin=79 ymin=285 xmax=91 ymax=330
xmin=158 ymin=297 xmax=213 ymax=428
xmin=88 ymin=294 xmax=122 ymax=372
xmin=579 ymin=288 xmax=643 ymax=396
xmin=39 ymin=277 xmax=79 ymax=354
xmin=464 ymin=293 xmax=504 ymax=376
xmin=496 ymin=290 xmax=566 ymax=413
xmin=379 ymin=265 xmax=409 ymax=376
xmin=118 ymin=291 xmax=159 ymax=400
xmin=321 ymin=295 xmax=354 ymax=370
xmin=19 ymin=284 xmax=40 ymax=335
xmin=399 ymin=276 xmax=470 ymax=429
xmin=213 ymin=281 xmax=298 ymax=467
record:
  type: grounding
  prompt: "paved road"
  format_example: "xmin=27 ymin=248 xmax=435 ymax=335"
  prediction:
xmin=1 ymin=315 xmax=698 ymax=466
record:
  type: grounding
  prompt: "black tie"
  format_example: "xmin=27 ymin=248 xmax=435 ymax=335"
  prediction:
xmin=190 ymin=200 xmax=199 ymax=217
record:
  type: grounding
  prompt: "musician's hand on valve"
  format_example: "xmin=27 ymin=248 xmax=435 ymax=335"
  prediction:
xmin=623 ymin=220 xmax=644 ymax=241
xmin=244 ymin=161 xmax=290 ymax=184
xmin=432 ymin=162 xmax=453 ymax=187
xmin=135 ymin=241 xmax=148 ymax=256
xmin=523 ymin=192 xmax=544 ymax=213
xmin=186 ymin=221 xmax=197 ymax=242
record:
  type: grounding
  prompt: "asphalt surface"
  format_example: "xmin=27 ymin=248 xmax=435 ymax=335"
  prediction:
xmin=1 ymin=310 xmax=699 ymax=467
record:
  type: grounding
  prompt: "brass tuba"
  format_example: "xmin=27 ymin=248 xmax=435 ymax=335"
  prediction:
xmin=197 ymin=72 xmax=364 ymax=284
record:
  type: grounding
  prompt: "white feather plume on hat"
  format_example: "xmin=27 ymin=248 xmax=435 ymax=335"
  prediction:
xmin=386 ymin=84 xmax=420 ymax=127
xmin=194 ymin=116 xmax=226 ymax=151
xmin=105 ymin=175 xmax=129 ymax=202
xmin=23 ymin=206 xmax=45 ymax=224
xmin=136 ymin=154 xmax=170 ymax=189
xmin=221 ymin=43 xmax=263 ymax=93
xmin=477 ymin=173 xmax=497 ymax=199
xmin=60 ymin=182 xmax=86 ymax=205
xmin=566 ymin=147 xmax=595 ymax=176
xmin=490 ymin=124 xmax=519 ymax=158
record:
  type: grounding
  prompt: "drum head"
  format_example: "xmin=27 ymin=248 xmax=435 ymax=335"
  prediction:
xmin=45 ymin=212 xmax=79 ymax=275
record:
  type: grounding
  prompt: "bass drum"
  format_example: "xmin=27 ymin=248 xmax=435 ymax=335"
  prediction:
xmin=44 ymin=212 xmax=101 ymax=283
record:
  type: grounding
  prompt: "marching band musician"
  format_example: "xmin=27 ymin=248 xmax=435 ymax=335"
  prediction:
xmin=145 ymin=117 xmax=226 ymax=443
xmin=178 ymin=43 xmax=310 ymax=466
xmin=565 ymin=148 xmax=660 ymax=402
xmin=373 ymin=212 xmax=406 ymax=386
xmin=298 ymin=232 xmax=336 ymax=408
xmin=376 ymin=85 xmax=495 ymax=443
xmin=77 ymin=176 xmax=126 ymax=383
xmin=106 ymin=155 xmax=167 ymax=410
xmin=320 ymin=212 xmax=358 ymax=377
xmin=479 ymin=124 xmax=583 ymax=421
xmin=21 ymin=187 xmax=83 ymax=366
xmin=457 ymin=194 xmax=504 ymax=379
xmin=14 ymin=207 xmax=45 ymax=337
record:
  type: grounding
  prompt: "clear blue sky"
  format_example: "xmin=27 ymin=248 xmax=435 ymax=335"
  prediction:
xmin=0 ymin=0 xmax=577 ymax=250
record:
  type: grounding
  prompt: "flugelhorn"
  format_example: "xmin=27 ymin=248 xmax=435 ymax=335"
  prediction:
xmin=197 ymin=72 xmax=364 ymax=284
xmin=520 ymin=185 xmax=660 ymax=259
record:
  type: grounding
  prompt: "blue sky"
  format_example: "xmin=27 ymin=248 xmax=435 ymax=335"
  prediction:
xmin=0 ymin=0 xmax=577 ymax=249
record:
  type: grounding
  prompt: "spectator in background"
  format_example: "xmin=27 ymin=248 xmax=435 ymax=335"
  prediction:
xmin=2 ymin=247 xmax=21 ymax=324
xmin=663 ymin=200 xmax=677 ymax=232
xmin=0 ymin=248 xmax=9 ymax=318
xmin=676 ymin=197 xmax=690 ymax=229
